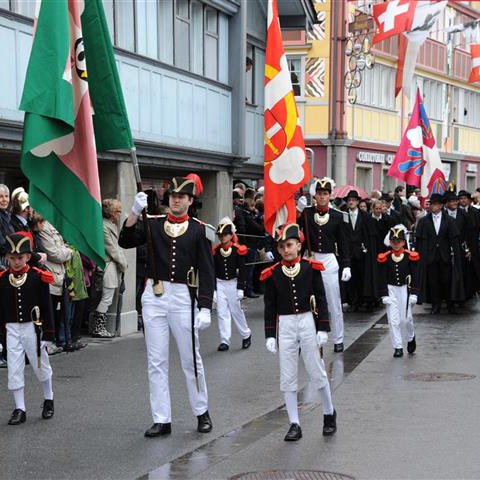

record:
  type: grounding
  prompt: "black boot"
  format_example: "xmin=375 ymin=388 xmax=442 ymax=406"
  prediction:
xmin=197 ymin=410 xmax=213 ymax=433
xmin=144 ymin=423 xmax=172 ymax=437
xmin=284 ymin=423 xmax=302 ymax=441
xmin=407 ymin=336 xmax=416 ymax=354
xmin=393 ymin=348 xmax=404 ymax=358
xmin=242 ymin=335 xmax=252 ymax=349
xmin=323 ymin=410 xmax=337 ymax=436
xmin=8 ymin=409 xmax=26 ymax=425
xmin=42 ymin=399 xmax=54 ymax=419
xmin=217 ymin=343 xmax=229 ymax=352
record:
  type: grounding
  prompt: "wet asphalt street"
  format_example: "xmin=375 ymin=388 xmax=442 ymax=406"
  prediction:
xmin=1 ymin=298 xmax=479 ymax=480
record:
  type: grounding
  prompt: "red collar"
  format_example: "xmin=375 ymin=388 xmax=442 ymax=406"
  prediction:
xmin=167 ymin=213 xmax=189 ymax=224
xmin=316 ymin=205 xmax=329 ymax=214
xmin=10 ymin=265 xmax=30 ymax=275
xmin=392 ymin=248 xmax=404 ymax=256
xmin=281 ymin=257 xmax=301 ymax=267
xmin=221 ymin=241 xmax=233 ymax=250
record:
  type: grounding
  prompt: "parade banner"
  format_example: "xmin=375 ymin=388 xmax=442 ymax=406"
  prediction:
xmin=388 ymin=89 xmax=447 ymax=197
xmin=372 ymin=0 xmax=415 ymax=45
xmin=20 ymin=0 xmax=133 ymax=268
xmin=264 ymin=0 xmax=311 ymax=236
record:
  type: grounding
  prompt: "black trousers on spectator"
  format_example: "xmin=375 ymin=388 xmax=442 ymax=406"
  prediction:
xmin=427 ymin=260 xmax=452 ymax=306
xmin=71 ymin=298 xmax=88 ymax=342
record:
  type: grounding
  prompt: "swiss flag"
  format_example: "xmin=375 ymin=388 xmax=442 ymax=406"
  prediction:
xmin=469 ymin=44 xmax=480 ymax=83
xmin=372 ymin=0 xmax=415 ymax=45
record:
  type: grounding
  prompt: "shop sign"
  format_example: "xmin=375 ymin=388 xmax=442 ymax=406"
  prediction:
xmin=385 ymin=154 xmax=395 ymax=165
xmin=357 ymin=151 xmax=395 ymax=165
xmin=466 ymin=163 xmax=478 ymax=173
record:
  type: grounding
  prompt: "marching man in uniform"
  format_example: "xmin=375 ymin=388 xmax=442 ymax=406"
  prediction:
xmin=212 ymin=217 xmax=252 ymax=352
xmin=377 ymin=226 xmax=419 ymax=358
xmin=297 ymin=177 xmax=351 ymax=352
xmin=261 ymin=223 xmax=337 ymax=442
xmin=119 ymin=175 xmax=215 ymax=438
xmin=0 ymin=232 xmax=56 ymax=425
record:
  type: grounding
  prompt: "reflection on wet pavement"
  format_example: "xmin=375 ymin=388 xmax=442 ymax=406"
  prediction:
xmin=141 ymin=315 xmax=389 ymax=480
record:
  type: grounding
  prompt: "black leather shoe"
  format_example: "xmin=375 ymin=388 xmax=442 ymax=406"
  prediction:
xmin=144 ymin=423 xmax=172 ymax=437
xmin=42 ymin=399 xmax=54 ymax=419
xmin=431 ymin=304 xmax=441 ymax=314
xmin=323 ymin=410 xmax=337 ymax=436
xmin=63 ymin=343 xmax=76 ymax=353
xmin=73 ymin=341 xmax=88 ymax=351
xmin=8 ymin=409 xmax=26 ymax=425
xmin=393 ymin=348 xmax=404 ymax=358
xmin=334 ymin=343 xmax=344 ymax=353
xmin=284 ymin=423 xmax=302 ymax=441
xmin=242 ymin=336 xmax=252 ymax=349
xmin=407 ymin=336 xmax=416 ymax=354
xmin=197 ymin=411 xmax=213 ymax=433
xmin=217 ymin=343 xmax=229 ymax=352
xmin=246 ymin=293 xmax=260 ymax=299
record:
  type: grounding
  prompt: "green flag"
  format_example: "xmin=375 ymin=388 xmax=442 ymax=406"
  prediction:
xmin=20 ymin=0 xmax=134 ymax=268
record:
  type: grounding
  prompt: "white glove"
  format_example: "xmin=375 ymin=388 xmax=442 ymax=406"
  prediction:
xmin=265 ymin=337 xmax=277 ymax=353
xmin=382 ymin=296 xmax=393 ymax=305
xmin=38 ymin=252 xmax=47 ymax=265
xmin=131 ymin=192 xmax=148 ymax=216
xmin=296 ymin=195 xmax=308 ymax=213
xmin=341 ymin=267 xmax=352 ymax=282
xmin=265 ymin=251 xmax=275 ymax=262
xmin=409 ymin=294 xmax=418 ymax=306
xmin=194 ymin=308 xmax=211 ymax=330
xmin=237 ymin=289 xmax=244 ymax=300
xmin=316 ymin=331 xmax=328 ymax=347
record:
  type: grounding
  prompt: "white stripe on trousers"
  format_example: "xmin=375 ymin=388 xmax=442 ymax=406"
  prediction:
xmin=385 ymin=284 xmax=415 ymax=349
xmin=313 ymin=252 xmax=344 ymax=344
xmin=216 ymin=278 xmax=251 ymax=345
xmin=142 ymin=280 xmax=208 ymax=424
xmin=6 ymin=322 xmax=52 ymax=391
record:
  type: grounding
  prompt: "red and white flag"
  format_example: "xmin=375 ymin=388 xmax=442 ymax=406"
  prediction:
xmin=372 ymin=0 xmax=415 ymax=45
xmin=395 ymin=1 xmax=447 ymax=97
xmin=263 ymin=0 xmax=311 ymax=236
xmin=469 ymin=44 xmax=480 ymax=83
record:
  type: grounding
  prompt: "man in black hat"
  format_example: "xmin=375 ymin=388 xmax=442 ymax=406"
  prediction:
xmin=377 ymin=225 xmax=420 ymax=358
xmin=415 ymin=193 xmax=463 ymax=314
xmin=297 ymin=177 xmax=351 ymax=353
xmin=261 ymin=223 xmax=336 ymax=442
xmin=0 ymin=232 xmax=56 ymax=425
xmin=381 ymin=193 xmax=402 ymax=227
xmin=342 ymin=190 xmax=378 ymax=311
xmin=119 ymin=174 xmax=215 ymax=438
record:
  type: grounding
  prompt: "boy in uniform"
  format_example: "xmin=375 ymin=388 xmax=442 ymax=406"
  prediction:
xmin=377 ymin=225 xmax=419 ymax=358
xmin=212 ymin=217 xmax=252 ymax=351
xmin=0 ymin=232 xmax=55 ymax=424
xmin=261 ymin=223 xmax=337 ymax=441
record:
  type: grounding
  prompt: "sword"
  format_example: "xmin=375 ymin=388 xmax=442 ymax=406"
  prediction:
xmin=310 ymin=295 xmax=323 ymax=359
xmin=187 ymin=267 xmax=199 ymax=392
xmin=405 ymin=275 xmax=411 ymax=317
xmin=31 ymin=306 xmax=42 ymax=369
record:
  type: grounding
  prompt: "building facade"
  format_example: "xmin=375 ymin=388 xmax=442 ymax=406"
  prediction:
xmin=284 ymin=0 xmax=480 ymax=194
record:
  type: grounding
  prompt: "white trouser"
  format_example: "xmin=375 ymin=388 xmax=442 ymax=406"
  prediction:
xmin=96 ymin=286 xmax=116 ymax=314
xmin=314 ymin=252 xmax=344 ymax=344
xmin=142 ymin=280 xmax=208 ymax=423
xmin=278 ymin=312 xmax=328 ymax=392
xmin=385 ymin=285 xmax=415 ymax=349
xmin=6 ymin=323 xmax=53 ymax=391
xmin=216 ymin=279 xmax=251 ymax=345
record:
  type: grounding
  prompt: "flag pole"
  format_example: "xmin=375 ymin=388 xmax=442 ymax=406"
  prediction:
xmin=130 ymin=147 xmax=163 ymax=297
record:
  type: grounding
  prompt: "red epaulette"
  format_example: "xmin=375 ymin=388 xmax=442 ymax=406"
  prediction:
xmin=260 ymin=262 xmax=280 ymax=282
xmin=212 ymin=244 xmax=220 ymax=254
xmin=0 ymin=269 xmax=8 ymax=278
xmin=377 ymin=251 xmax=392 ymax=263
xmin=304 ymin=258 xmax=325 ymax=271
xmin=32 ymin=267 xmax=55 ymax=284
xmin=407 ymin=250 xmax=420 ymax=261
xmin=234 ymin=243 xmax=248 ymax=256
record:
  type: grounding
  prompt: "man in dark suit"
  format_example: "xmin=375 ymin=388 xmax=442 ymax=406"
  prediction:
xmin=342 ymin=190 xmax=377 ymax=310
xmin=371 ymin=199 xmax=391 ymax=254
xmin=381 ymin=193 xmax=402 ymax=227
xmin=458 ymin=190 xmax=480 ymax=298
xmin=415 ymin=193 xmax=464 ymax=314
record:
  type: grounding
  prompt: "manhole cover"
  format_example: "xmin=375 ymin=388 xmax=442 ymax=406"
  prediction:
xmin=404 ymin=372 xmax=475 ymax=382
xmin=230 ymin=471 xmax=355 ymax=480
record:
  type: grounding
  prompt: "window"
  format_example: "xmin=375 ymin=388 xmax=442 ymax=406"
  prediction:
xmin=204 ymin=7 xmax=218 ymax=80
xmin=191 ymin=1 xmax=204 ymax=75
xmin=453 ymin=87 xmax=480 ymax=128
xmin=2 ymin=0 xmax=35 ymax=16
xmin=422 ymin=79 xmax=443 ymax=121
xmin=116 ymin=0 xmax=135 ymax=51
xmin=175 ymin=0 xmax=191 ymax=70
xmin=246 ymin=43 xmax=254 ymax=104
xmin=357 ymin=64 xmax=395 ymax=110
xmin=466 ymin=175 xmax=476 ymax=193
xmin=356 ymin=166 xmax=372 ymax=193
xmin=287 ymin=57 xmax=303 ymax=97
xmin=382 ymin=168 xmax=396 ymax=192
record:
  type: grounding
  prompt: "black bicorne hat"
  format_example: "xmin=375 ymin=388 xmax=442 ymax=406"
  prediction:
xmin=274 ymin=223 xmax=305 ymax=244
xmin=5 ymin=232 xmax=32 ymax=254
xmin=389 ymin=225 xmax=406 ymax=242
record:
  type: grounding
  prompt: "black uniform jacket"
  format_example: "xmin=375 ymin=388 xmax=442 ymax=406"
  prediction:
xmin=260 ymin=257 xmax=330 ymax=338
xmin=0 ymin=266 xmax=55 ymax=341
xmin=119 ymin=215 xmax=215 ymax=309
xmin=377 ymin=250 xmax=420 ymax=298
xmin=212 ymin=241 xmax=247 ymax=290
xmin=299 ymin=206 xmax=350 ymax=268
